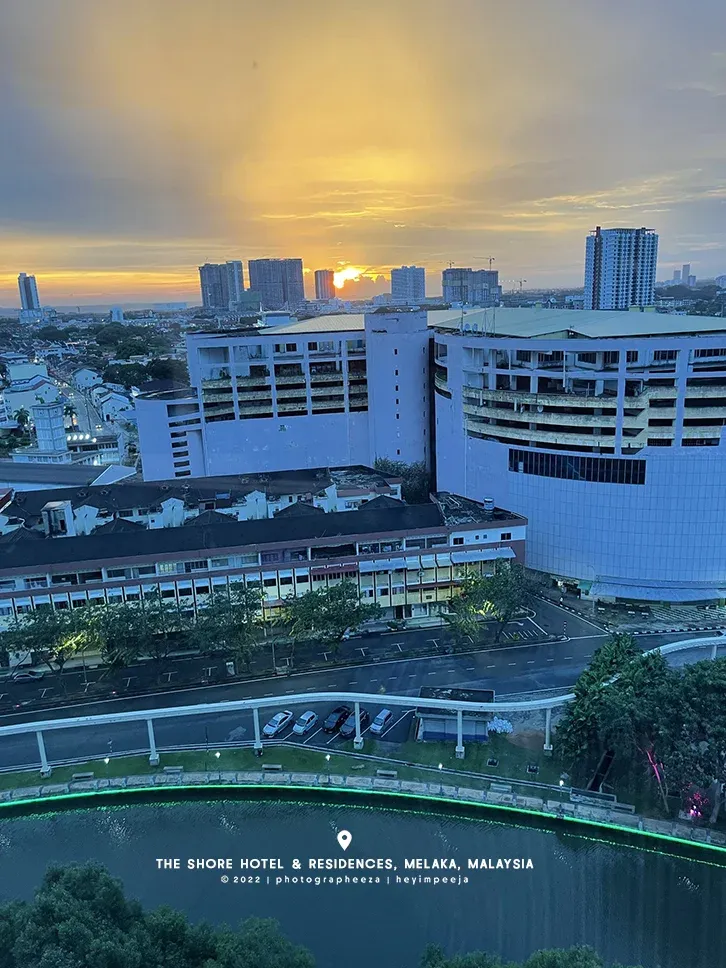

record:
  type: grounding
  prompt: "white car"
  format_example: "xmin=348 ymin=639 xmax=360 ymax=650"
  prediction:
xmin=262 ymin=710 xmax=294 ymax=738
xmin=10 ymin=669 xmax=45 ymax=681
xmin=369 ymin=708 xmax=393 ymax=735
xmin=292 ymin=711 xmax=319 ymax=735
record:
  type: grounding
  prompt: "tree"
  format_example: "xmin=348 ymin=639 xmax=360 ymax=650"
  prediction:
xmin=373 ymin=457 xmax=432 ymax=503
xmin=420 ymin=945 xmax=642 ymax=968
xmin=0 ymin=863 xmax=314 ymax=968
xmin=145 ymin=358 xmax=190 ymax=384
xmin=63 ymin=403 xmax=77 ymax=428
xmin=187 ymin=581 xmax=264 ymax=670
xmin=95 ymin=602 xmax=149 ymax=670
xmin=102 ymin=362 xmax=148 ymax=389
xmin=12 ymin=408 xmax=30 ymax=428
xmin=5 ymin=607 xmax=87 ymax=679
xmin=280 ymin=579 xmax=381 ymax=649
xmin=445 ymin=563 xmax=537 ymax=643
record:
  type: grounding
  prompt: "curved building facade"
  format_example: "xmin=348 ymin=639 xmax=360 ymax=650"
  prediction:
xmin=434 ymin=309 xmax=726 ymax=602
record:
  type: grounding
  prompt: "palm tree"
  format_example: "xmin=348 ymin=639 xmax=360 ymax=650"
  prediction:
xmin=63 ymin=403 xmax=77 ymax=428
xmin=12 ymin=407 xmax=30 ymax=428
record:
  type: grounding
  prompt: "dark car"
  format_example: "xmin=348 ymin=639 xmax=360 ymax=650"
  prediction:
xmin=323 ymin=705 xmax=352 ymax=733
xmin=339 ymin=708 xmax=370 ymax=739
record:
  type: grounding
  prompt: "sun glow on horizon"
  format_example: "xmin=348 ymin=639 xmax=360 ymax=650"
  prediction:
xmin=333 ymin=266 xmax=364 ymax=289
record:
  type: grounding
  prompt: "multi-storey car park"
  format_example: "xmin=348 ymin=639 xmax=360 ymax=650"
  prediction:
xmin=135 ymin=306 xmax=726 ymax=605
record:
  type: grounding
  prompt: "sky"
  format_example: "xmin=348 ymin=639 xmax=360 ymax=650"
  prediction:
xmin=0 ymin=0 xmax=725 ymax=306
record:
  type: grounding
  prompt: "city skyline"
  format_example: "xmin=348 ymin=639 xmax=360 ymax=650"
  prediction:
xmin=0 ymin=0 xmax=725 ymax=304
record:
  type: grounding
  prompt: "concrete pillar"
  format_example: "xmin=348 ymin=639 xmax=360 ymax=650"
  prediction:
xmin=147 ymin=719 xmax=160 ymax=767
xmin=455 ymin=709 xmax=465 ymax=759
xmin=544 ymin=707 xmax=553 ymax=753
xmin=253 ymin=708 xmax=263 ymax=751
xmin=37 ymin=729 xmax=51 ymax=778
xmin=353 ymin=700 xmax=363 ymax=750
xmin=711 ymin=642 xmax=718 ymax=661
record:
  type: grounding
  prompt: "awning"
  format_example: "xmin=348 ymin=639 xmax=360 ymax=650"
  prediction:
xmin=589 ymin=581 xmax=726 ymax=603
xmin=360 ymin=558 xmax=406 ymax=573
xmin=294 ymin=567 xmax=310 ymax=577
xmin=436 ymin=553 xmax=452 ymax=567
xmin=451 ymin=547 xmax=516 ymax=564
xmin=405 ymin=556 xmax=421 ymax=570
xmin=277 ymin=569 xmax=293 ymax=579
xmin=420 ymin=555 xmax=437 ymax=569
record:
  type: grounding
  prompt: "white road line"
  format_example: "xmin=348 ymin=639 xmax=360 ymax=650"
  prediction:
xmin=563 ymin=656 xmax=573 ymax=660
xmin=381 ymin=708 xmax=414 ymax=737
xmin=487 ymin=664 xmax=495 ymax=668
xmin=387 ymin=676 xmax=397 ymax=680
xmin=407 ymin=673 xmax=416 ymax=678
xmin=508 ymin=662 xmax=516 ymax=666
xmin=526 ymin=660 xmax=535 ymax=664
xmin=427 ymin=671 xmax=437 ymax=675
xmin=303 ymin=726 xmax=324 ymax=745
xmin=546 ymin=658 xmax=554 ymax=662
xmin=526 ymin=616 xmax=548 ymax=636
xmin=466 ymin=667 xmax=476 ymax=671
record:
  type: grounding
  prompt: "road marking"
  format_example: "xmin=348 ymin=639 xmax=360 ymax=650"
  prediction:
xmin=407 ymin=673 xmax=416 ymax=677
xmin=547 ymin=658 xmax=554 ymax=662
xmin=563 ymin=656 xmax=573 ymax=660
xmin=527 ymin=660 xmax=535 ymax=664
xmin=397 ymin=645 xmax=403 ymax=653
xmin=466 ymin=667 xmax=475 ymax=671
xmin=369 ymin=678 xmax=378 ymax=683
xmin=428 ymin=639 xmax=439 ymax=648
xmin=381 ymin=708 xmax=414 ymax=737
xmin=487 ymin=664 xmax=495 ymax=668
xmin=427 ymin=671 xmax=437 ymax=675
xmin=387 ymin=676 xmax=397 ymax=680
xmin=303 ymin=726 xmax=324 ymax=745
xmin=263 ymin=693 xmax=274 ymax=697
xmin=508 ymin=662 xmax=516 ymax=666
xmin=526 ymin=616 xmax=548 ymax=636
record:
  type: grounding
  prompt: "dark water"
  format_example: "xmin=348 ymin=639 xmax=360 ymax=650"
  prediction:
xmin=0 ymin=797 xmax=724 ymax=968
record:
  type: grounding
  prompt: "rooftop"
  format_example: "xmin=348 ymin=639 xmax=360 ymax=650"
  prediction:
xmin=0 ymin=462 xmax=118 ymax=488
xmin=433 ymin=492 xmax=519 ymax=526
xmin=181 ymin=307 xmax=726 ymax=341
xmin=0 ymin=494 xmax=524 ymax=573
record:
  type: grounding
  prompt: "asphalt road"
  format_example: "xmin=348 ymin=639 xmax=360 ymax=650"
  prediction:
xmin=0 ymin=624 xmax=721 ymax=773
xmin=0 ymin=599 xmax=600 ymax=710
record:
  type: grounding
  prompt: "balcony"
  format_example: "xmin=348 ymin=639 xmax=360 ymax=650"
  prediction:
xmin=309 ymin=371 xmax=345 ymax=383
xmin=465 ymin=418 xmax=638 ymax=448
xmin=311 ymin=386 xmax=344 ymax=397
xmin=236 ymin=389 xmax=274 ymax=402
xmin=462 ymin=403 xmax=640 ymax=429
xmin=277 ymin=402 xmax=309 ymax=414
xmin=236 ymin=374 xmax=270 ymax=386
xmin=275 ymin=374 xmax=306 ymax=385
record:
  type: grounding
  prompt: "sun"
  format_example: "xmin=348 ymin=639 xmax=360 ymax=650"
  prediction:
xmin=333 ymin=267 xmax=363 ymax=289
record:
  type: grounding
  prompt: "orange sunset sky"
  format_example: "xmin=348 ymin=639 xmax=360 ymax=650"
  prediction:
xmin=1 ymin=0 xmax=725 ymax=306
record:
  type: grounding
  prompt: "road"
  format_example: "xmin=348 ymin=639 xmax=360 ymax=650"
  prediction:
xmin=0 ymin=628 xmax=722 ymax=773
xmin=55 ymin=378 xmax=104 ymax=435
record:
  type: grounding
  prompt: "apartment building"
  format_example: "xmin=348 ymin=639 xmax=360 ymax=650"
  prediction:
xmin=0 ymin=492 xmax=526 ymax=629
xmin=584 ymin=226 xmax=658 ymax=310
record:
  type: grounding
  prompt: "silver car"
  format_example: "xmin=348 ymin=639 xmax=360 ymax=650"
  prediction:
xmin=262 ymin=710 xmax=294 ymax=738
xmin=369 ymin=708 xmax=393 ymax=735
xmin=292 ymin=711 xmax=319 ymax=735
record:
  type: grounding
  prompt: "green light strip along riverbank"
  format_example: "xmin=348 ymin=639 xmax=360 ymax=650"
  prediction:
xmin=2 ymin=766 xmax=726 ymax=863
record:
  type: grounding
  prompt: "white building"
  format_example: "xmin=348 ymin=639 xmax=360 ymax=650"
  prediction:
xmin=1 ymin=375 xmax=60 ymax=420
xmin=72 ymin=367 xmax=103 ymax=390
xmin=584 ymin=226 xmax=658 ymax=310
xmin=390 ymin=266 xmax=426 ymax=304
xmin=135 ymin=304 xmax=726 ymax=604
xmin=136 ymin=311 xmax=431 ymax=481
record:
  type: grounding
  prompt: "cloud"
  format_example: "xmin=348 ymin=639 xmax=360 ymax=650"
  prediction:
xmin=0 ymin=0 xmax=725 ymax=304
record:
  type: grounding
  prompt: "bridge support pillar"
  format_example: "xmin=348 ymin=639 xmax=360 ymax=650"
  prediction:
xmin=353 ymin=701 xmax=364 ymax=750
xmin=253 ymin=708 xmax=263 ymax=752
xmin=544 ymin=707 xmax=553 ymax=753
xmin=455 ymin=709 xmax=465 ymax=759
xmin=147 ymin=719 xmax=160 ymax=767
xmin=36 ymin=729 xmax=51 ymax=778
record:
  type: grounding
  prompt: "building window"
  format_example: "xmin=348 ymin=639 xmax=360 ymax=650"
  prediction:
xmin=378 ymin=587 xmax=389 ymax=596
xmin=395 ymin=369 xmax=399 ymax=376
xmin=452 ymin=537 xmax=464 ymax=545
xmin=394 ymin=349 xmax=398 ymax=355
xmin=627 ymin=351 xmax=639 ymax=363
xmin=279 ymin=576 xmax=293 ymax=585
xmin=500 ymin=532 xmax=512 ymax=540
xmin=508 ymin=448 xmax=646 ymax=485
xmin=653 ymin=350 xmax=678 ymax=362
xmin=263 ymin=578 xmax=277 ymax=587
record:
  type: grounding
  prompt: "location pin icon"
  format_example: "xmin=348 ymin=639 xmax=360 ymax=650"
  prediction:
xmin=337 ymin=829 xmax=352 ymax=851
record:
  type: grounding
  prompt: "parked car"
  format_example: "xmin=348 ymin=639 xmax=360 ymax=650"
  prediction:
xmin=262 ymin=710 xmax=294 ymax=738
xmin=323 ymin=705 xmax=352 ymax=733
xmin=369 ymin=708 xmax=393 ymax=735
xmin=10 ymin=669 xmax=44 ymax=681
xmin=292 ymin=711 xmax=319 ymax=736
xmin=339 ymin=708 xmax=370 ymax=739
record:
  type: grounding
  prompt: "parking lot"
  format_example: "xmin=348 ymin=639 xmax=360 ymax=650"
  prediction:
xmin=257 ymin=700 xmax=416 ymax=750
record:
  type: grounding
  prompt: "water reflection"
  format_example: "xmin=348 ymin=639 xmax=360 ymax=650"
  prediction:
xmin=0 ymin=798 xmax=724 ymax=968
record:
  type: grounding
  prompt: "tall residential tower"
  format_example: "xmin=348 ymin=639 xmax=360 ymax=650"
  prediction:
xmin=248 ymin=259 xmax=305 ymax=310
xmin=198 ymin=262 xmax=246 ymax=311
xmin=314 ymin=269 xmax=335 ymax=301
xmin=390 ymin=266 xmax=426 ymax=303
xmin=584 ymin=227 xmax=658 ymax=310
xmin=18 ymin=273 xmax=40 ymax=311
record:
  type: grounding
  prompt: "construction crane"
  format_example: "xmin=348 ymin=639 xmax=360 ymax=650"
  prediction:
xmin=486 ymin=257 xmax=496 ymax=272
